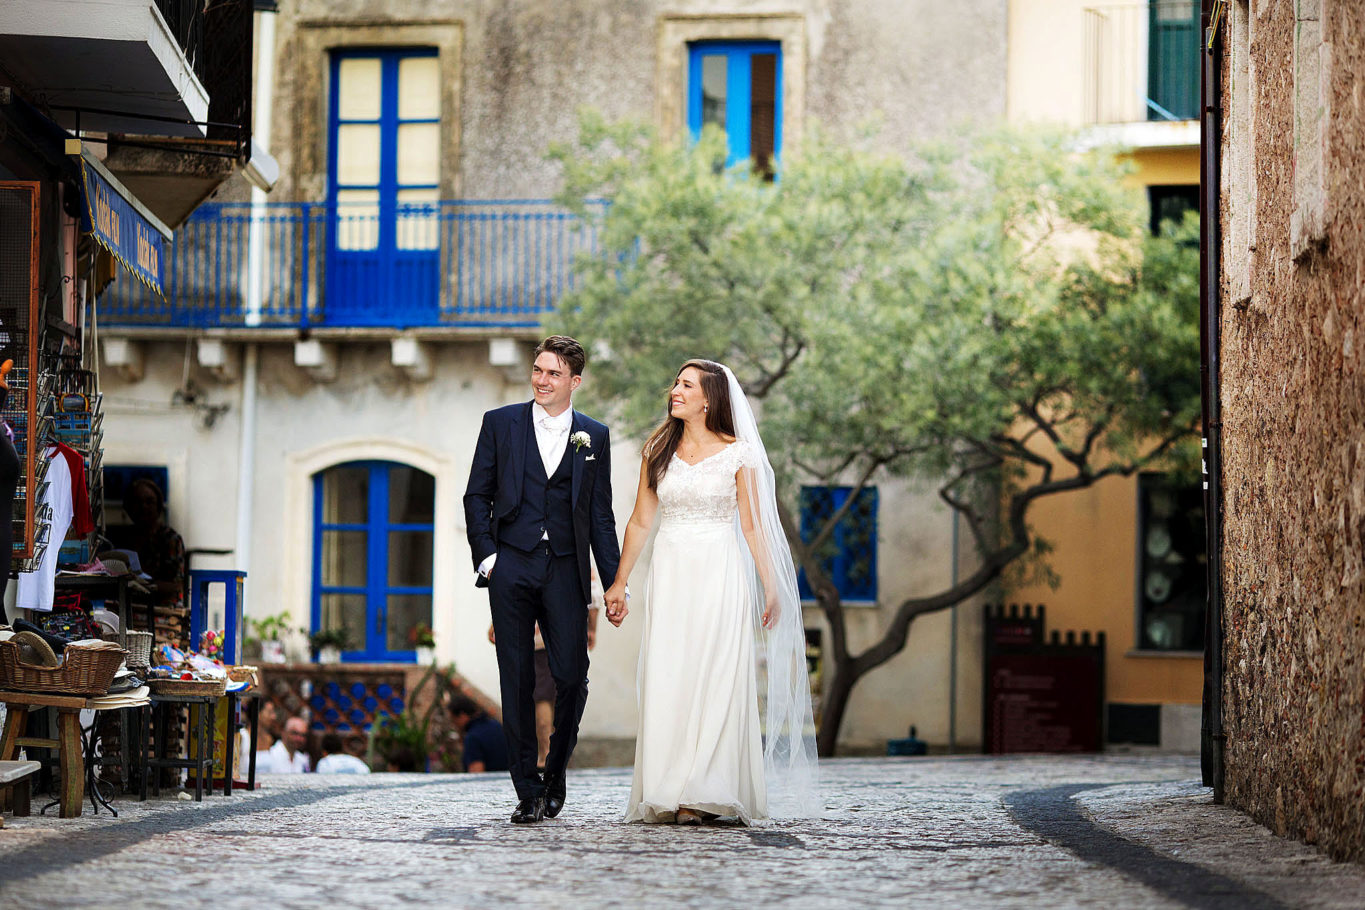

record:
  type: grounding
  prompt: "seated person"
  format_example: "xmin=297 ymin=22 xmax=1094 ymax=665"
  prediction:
xmin=109 ymin=478 xmax=186 ymax=607
xmin=268 ymin=715 xmax=311 ymax=773
xmin=385 ymin=746 xmax=419 ymax=773
xmin=315 ymin=732 xmax=371 ymax=774
xmin=242 ymin=700 xmax=280 ymax=777
xmin=447 ymin=694 xmax=508 ymax=774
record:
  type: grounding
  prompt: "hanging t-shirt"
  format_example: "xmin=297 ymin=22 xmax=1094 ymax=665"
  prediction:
xmin=52 ymin=442 xmax=92 ymax=537
xmin=17 ymin=448 xmax=75 ymax=612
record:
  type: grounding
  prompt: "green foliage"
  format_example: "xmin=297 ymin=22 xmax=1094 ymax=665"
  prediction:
xmin=550 ymin=116 xmax=1199 ymax=499
xmin=408 ymin=623 xmax=436 ymax=649
xmin=548 ymin=113 xmax=1202 ymax=749
xmin=306 ymin=626 xmax=351 ymax=651
xmin=247 ymin=612 xmax=290 ymax=642
xmin=368 ymin=662 xmax=461 ymax=772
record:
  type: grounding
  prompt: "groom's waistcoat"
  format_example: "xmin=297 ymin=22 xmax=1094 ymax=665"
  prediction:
xmin=498 ymin=425 xmax=576 ymax=556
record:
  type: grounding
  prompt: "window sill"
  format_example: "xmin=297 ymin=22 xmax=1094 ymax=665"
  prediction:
xmin=1125 ymin=649 xmax=1202 ymax=659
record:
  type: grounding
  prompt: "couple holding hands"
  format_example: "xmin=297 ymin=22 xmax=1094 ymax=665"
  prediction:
xmin=464 ymin=336 xmax=818 ymax=826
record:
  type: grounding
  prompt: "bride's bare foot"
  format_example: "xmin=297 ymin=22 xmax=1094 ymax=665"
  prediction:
xmin=675 ymin=808 xmax=703 ymax=826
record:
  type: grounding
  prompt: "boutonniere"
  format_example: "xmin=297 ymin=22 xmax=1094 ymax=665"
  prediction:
xmin=571 ymin=431 xmax=592 ymax=452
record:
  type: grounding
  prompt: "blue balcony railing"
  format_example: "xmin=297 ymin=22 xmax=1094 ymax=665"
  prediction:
xmin=100 ymin=199 xmax=605 ymax=329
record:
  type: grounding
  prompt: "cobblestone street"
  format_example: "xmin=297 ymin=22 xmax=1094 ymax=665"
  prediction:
xmin=1 ymin=755 xmax=1362 ymax=909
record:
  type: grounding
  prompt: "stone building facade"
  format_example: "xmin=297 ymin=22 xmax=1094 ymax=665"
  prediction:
xmin=1217 ymin=0 xmax=1365 ymax=861
xmin=96 ymin=1 xmax=1009 ymax=755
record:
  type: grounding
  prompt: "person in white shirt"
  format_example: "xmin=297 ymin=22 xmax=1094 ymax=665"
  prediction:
xmin=267 ymin=715 xmax=311 ymax=773
xmin=314 ymin=732 xmax=372 ymax=774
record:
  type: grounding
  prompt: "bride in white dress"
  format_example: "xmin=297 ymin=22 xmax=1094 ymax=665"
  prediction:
xmin=603 ymin=359 xmax=819 ymax=825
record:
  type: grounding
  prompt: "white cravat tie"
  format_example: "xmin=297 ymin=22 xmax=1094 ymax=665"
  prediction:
xmin=534 ymin=409 xmax=571 ymax=476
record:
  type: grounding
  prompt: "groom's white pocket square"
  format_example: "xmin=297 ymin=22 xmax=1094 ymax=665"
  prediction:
xmin=585 ymin=455 xmax=596 ymax=462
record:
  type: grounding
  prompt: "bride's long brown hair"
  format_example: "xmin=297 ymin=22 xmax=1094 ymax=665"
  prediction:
xmin=643 ymin=359 xmax=736 ymax=490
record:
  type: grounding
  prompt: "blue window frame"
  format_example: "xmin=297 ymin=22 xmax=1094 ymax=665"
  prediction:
xmin=687 ymin=41 xmax=781 ymax=177
xmin=327 ymin=47 xmax=441 ymax=326
xmin=797 ymin=486 xmax=878 ymax=602
xmin=312 ymin=461 xmax=435 ymax=663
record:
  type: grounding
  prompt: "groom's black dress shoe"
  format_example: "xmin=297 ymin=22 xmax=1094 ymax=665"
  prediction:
xmin=543 ymin=774 xmax=566 ymax=819
xmin=511 ymin=797 xmax=546 ymax=824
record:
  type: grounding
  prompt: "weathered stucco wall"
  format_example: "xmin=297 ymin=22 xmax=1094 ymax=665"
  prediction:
xmin=1219 ymin=0 xmax=1365 ymax=862
xmin=267 ymin=0 xmax=1008 ymax=201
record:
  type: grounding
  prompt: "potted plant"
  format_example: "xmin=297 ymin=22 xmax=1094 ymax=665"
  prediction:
xmin=307 ymin=626 xmax=351 ymax=664
xmin=368 ymin=661 xmax=459 ymax=772
xmin=410 ymin=623 xmax=436 ymax=664
xmin=248 ymin=613 xmax=291 ymax=663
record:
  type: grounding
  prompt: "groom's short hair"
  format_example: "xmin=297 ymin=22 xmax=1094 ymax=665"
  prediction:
xmin=535 ymin=335 xmax=586 ymax=376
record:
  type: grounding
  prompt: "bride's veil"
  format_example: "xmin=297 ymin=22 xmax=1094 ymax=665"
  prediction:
xmin=721 ymin=365 xmax=822 ymax=818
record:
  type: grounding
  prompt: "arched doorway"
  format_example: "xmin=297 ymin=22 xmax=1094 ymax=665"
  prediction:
xmin=311 ymin=460 xmax=434 ymax=662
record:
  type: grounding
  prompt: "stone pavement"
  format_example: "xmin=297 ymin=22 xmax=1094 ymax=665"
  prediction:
xmin=0 ymin=754 xmax=1362 ymax=909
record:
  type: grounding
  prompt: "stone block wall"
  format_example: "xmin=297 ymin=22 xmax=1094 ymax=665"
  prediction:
xmin=1218 ymin=0 xmax=1365 ymax=862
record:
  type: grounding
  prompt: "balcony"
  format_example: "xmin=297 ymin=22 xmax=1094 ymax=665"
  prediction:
xmin=98 ymin=200 xmax=605 ymax=331
xmin=1082 ymin=1 xmax=1202 ymax=145
xmin=0 ymin=0 xmax=211 ymax=136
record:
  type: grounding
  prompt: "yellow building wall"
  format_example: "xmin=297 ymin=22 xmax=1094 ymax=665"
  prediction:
xmin=1006 ymin=0 xmax=1203 ymax=713
xmin=1126 ymin=148 xmax=1200 ymax=187
xmin=1011 ymin=145 xmax=1200 ymax=707
xmin=1008 ymin=469 xmax=1203 ymax=706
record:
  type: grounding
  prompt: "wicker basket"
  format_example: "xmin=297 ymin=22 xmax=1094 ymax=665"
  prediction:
xmin=226 ymin=665 xmax=258 ymax=684
xmin=147 ymin=677 xmax=228 ymax=698
xmin=0 ymin=638 xmax=127 ymax=696
xmin=102 ymin=630 xmax=153 ymax=669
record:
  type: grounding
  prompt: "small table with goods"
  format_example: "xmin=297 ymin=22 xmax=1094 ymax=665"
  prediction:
xmin=0 ymin=633 xmax=145 ymax=817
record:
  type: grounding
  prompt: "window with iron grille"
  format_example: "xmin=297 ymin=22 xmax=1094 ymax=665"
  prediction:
xmin=797 ymin=486 xmax=877 ymax=602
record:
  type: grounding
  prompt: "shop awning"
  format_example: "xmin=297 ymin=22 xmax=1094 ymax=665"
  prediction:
xmin=78 ymin=150 xmax=172 ymax=297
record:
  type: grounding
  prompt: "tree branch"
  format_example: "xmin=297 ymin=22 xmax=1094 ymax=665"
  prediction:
xmin=806 ymin=459 xmax=884 ymax=557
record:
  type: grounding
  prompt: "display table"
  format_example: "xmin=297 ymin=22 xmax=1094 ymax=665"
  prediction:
xmin=177 ymin=688 xmax=261 ymax=795
xmin=141 ymin=692 xmax=217 ymax=802
xmin=0 ymin=689 xmax=147 ymax=818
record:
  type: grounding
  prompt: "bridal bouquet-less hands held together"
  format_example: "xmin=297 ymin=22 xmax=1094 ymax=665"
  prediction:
xmin=603 ymin=580 xmax=629 ymax=627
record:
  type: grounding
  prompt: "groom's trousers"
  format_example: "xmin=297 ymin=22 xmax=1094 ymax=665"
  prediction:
xmin=488 ymin=541 xmax=589 ymax=801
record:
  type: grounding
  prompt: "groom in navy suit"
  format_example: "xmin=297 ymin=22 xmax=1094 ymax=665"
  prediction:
xmin=463 ymin=335 xmax=620 ymax=823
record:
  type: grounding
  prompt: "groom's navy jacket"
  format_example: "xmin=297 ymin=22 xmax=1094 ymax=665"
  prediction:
xmin=463 ymin=401 xmax=620 ymax=603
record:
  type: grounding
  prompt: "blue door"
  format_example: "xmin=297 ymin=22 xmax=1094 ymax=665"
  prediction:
xmin=687 ymin=41 xmax=782 ymax=177
xmin=312 ymin=461 xmax=435 ymax=662
xmin=327 ymin=49 xmax=441 ymax=326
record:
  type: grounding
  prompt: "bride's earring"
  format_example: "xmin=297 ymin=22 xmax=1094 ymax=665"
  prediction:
xmin=703 ymin=404 xmax=709 ymax=413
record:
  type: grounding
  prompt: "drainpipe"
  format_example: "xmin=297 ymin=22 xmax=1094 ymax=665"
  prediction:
xmin=1199 ymin=0 xmax=1226 ymax=803
xmin=235 ymin=6 xmax=277 ymax=592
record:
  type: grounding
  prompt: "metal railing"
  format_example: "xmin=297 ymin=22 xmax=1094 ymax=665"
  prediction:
xmin=1082 ymin=1 xmax=1201 ymax=125
xmin=99 ymin=200 xmax=605 ymax=329
xmin=154 ymin=0 xmax=208 ymax=88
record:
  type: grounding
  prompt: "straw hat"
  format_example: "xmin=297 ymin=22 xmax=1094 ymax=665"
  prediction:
xmin=10 ymin=631 xmax=60 ymax=668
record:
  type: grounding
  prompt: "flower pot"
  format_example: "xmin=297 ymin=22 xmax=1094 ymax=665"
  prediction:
xmin=318 ymin=645 xmax=341 ymax=664
xmin=415 ymin=646 xmax=434 ymax=665
xmin=262 ymin=640 xmax=287 ymax=664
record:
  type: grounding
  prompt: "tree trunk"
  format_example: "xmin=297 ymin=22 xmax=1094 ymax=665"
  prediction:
xmin=817 ymin=665 xmax=859 ymax=756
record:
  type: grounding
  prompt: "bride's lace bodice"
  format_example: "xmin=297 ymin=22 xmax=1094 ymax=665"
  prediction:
xmin=656 ymin=441 xmax=754 ymax=529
